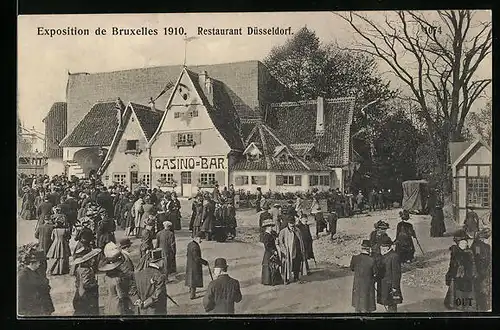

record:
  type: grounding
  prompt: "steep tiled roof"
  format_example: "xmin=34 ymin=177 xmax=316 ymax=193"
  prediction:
xmin=60 ymin=101 xmax=121 ymax=148
xmin=240 ymin=118 xmax=260 ymax=142
xmin=269 ymin=97 xmax=355 ymax=167
xmin=130 ymin=103 xmax=163 ymax=141
xmin=43 ymin=102 xmax=67 ymax=158
xmin=232 ymin=122 xmax=330 ymax=172
xmin=185 ymin=69 xmax=244 ymax=151
xmin=66 ymin=61 xmax=293 ymax=133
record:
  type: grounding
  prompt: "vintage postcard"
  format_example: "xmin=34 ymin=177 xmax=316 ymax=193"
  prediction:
xmin=17 ymin=11 xmax=492 ymax=317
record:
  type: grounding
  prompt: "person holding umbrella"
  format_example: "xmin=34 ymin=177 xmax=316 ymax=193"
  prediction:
xmin=72 ymin=248 xmax=101 ymax=315
xmin=185 ymin=232 xmax=209 ymax=300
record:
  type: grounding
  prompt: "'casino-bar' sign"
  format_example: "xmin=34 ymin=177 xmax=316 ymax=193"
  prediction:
xmin=153 ymin=156 xmax=227 ymax=171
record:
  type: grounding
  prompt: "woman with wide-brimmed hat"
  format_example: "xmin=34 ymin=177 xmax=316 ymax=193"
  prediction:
xmin=444 ymin=229 xmax=478 ymax=311
xmin=18 ymin=243 xmax=55 ymax=316
xmin=261 ymin=219 xmax=282 ymax=286
xmin=99 ymin=247 xmax=134 ymax=315
xmin=259 ymin=203 xmax=273 ymax=243
xmin=369 ymin=220 xmax=391 ymax=259
xmin=72 ymin=248 xmax=101 ymax=315
xmin=46 ymin=217 xmax=72 ymax=276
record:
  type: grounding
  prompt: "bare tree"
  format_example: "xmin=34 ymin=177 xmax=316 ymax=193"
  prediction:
xmin=336 ymin=10 xmax=491 ymax=191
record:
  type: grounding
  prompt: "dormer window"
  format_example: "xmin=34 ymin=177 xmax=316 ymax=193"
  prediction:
xmin=278 ymin=153 xmax=289 ymax=162
xmin=246 ymin=154 xmax=260 ymax=162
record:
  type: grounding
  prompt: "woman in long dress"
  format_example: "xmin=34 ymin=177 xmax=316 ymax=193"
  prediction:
xmin=46 ymin=219 xmax=71 ymax=275
xmin=100 ymin=256 xmax=134 ymax=316
xmin=261 ymin=220 xmax=282 ymax=286
xmin=444 ymin=230 xmax=478 ymax=311
xmin=430 ymin=200 xmax=446 ymax=237
xmin=395 ymin=210 xmax=416 ymax=263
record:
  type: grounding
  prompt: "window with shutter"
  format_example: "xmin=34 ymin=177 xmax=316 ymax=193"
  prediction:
xmin=215 ymin=171 xmax=225 ymax=185
xmin=171 ymin=133 xmax=178 ymax=146
xmin=118 ymin=140 xmax=127 ymax=152
xmin=276 ymin=175 xmax=284 ymax=186
xmin=235 ymin=176 xmax=244 ymax=186
xmin=194 ymin=132 xmax=202 ymax=145
xmin=294 ymin=175 xmax=302 ymax=186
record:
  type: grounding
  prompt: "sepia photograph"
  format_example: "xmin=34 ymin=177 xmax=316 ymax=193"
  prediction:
xmin=17 ymin=10 xmax=492 ymax=317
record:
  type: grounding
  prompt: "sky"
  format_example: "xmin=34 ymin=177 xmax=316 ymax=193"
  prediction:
xmin=18 ymin=11 xmax=492 ymax=133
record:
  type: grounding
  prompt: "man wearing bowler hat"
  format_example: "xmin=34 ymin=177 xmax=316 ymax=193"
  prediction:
xmin=203 ymin=258 xmax=242 ymax=314
xmin=132 ymin=248 xmax=168 ymax=315
xmin=350 ymin=240 xmax=377 ymax=313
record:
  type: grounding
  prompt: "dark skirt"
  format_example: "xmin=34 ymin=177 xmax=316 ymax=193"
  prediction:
xmin=430 ymin=209 xmax=446 ymax=237
xmin=168 ymin=212 xmax=181 ymax=230
xmin=261 ymin=264 xmax=283 ymax=286
xmin=444 ymin=279 xmax=477 ymax=311
xmin=73 ymin=287 xmax=99 ymax=316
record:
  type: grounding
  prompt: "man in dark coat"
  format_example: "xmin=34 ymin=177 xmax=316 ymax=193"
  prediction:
xmin=296 ymin=215 xmax=314 ymax=273
xmin=97 ymin=187 xmax=114 ymax=219
xmin=36 ymin=196 xmax=53 ymax=231
xmin=376 ymin=236 xmax=402 ymax=312
xmin=350 ymin=240 xmax=377 ymax=313
xmin=155 ymin=221 xmax=177 ymax=277
xmin=167 ymin=192 xmax=182 ymax=231
xmin=201 ymin=194 xmax=215 ymax=241
xmin=18 ymin=248 xmax=55 ymax=316
xmin=203 ymin=258 xmax=242 ymax=314
xmin=47 ymin=187 xmax=61 ymax=207
xmin=132 ymin=249 xmax=168 ymax=315
xmin=35 ymin=215 xmax=55 ymax=275
xmin=471 ymin=228 xmax=491 ymax=311
xmin=185 ymin=233 xmax=208 ymax=299
xmin=368 ymin=189 xmax=377 ymax=212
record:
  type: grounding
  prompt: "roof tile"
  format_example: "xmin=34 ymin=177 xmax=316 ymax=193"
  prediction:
xmin=130 ymin=102 xmax=163 ymax=141
xmin=60 ymin=101 xmax=120 ymax=147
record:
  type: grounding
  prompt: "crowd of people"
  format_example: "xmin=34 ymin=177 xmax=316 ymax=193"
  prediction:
xmin=349 ymin=210 xmax=491 ymax=313
xmin=17 ymin=173 xmax=491 ymax=315
xmin=17 ymin=173 xmax=243 ymax=316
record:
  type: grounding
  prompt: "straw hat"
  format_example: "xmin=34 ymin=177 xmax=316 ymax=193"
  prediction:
xmin=103 ymin=242 xmax=121 ymax=259
xmin=72 ymin=248 xmax=101 ymax=266
xmin=262 ymin=219 xmax=275 ymax=228
xmin=163 ymin=221 xmax=172 ymax=228
xmin=98 ymin=254 xmax=125 ymax=272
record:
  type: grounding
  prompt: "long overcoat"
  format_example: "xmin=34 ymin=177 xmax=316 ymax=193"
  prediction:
xmin=18 ymin=267 xmax=55 ymax=316
xmin=103 ymin=273 xmax=134 ymax=315
xmin=73 ymin=266 xmax=99 ymax=315
xmin=200 ymin=200 xmax=215 ymax=234
xmin=203 ymin=274 xmax=242 ymax=314
xmin=376 ymin=250 xmax=402 ymax=306
xmin=444 ymin=245 xmax=478 ymax=311
xmin=35 ymin=223 xmax=55 ymax=256
xmin=278 ymin=227 xmax=308 ymax=283
xmin=350 ymin=253 xmax=377 ymax=312
xmin=134 ymin=265 xmax=168 ymax=315
xmin=185 ymin=241 xmax=207 ymax=288
xmin=155 ymin=229 xmax=177 ymax=274
xmin=471 ymin=240 xmax=491 ymax=311
xmin=167 ymin=199 xmax=182 ymax=230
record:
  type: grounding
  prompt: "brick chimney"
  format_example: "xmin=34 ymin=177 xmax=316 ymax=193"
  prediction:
xmin=316 ymin=96 xmax=325 ymax=136
xmin=198 ymin=71 xmax=213 ymax=106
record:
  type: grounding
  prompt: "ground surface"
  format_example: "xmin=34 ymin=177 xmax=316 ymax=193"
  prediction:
xmin=17 ymin=198 xmax=463 ymax=315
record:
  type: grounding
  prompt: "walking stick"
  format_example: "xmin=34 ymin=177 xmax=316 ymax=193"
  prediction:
xmin=414 ymin=236 xmax=425 ymax=255
xmin=207 ymin=263 xmax=214 ymax=281
xmin=166 ymin=294 xmax=179 ymax=307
